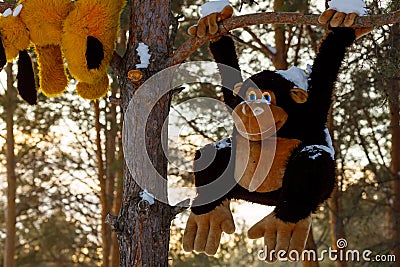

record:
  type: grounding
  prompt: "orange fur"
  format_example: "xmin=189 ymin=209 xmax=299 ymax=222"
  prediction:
xmin=235 ymin=135 xmax=301 ymax=192
xmin=18 ymin=0 xmax=73 ymax=46
xmin=36 ymin=45 xmax=68 ymax=97
xmin=0 ymin=15 xmax=30 ymax=61
xmin=75 ymin=75 xmax=109 ymax=100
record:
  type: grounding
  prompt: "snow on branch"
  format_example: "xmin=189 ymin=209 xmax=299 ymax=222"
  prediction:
xmin=0 ymin=3 xmax=14 ymax=12
xmin=168 ymin=10 xmax=400 ymax=66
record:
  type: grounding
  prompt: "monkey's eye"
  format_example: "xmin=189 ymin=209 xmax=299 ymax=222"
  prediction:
xmin=262 ymin=92 xmax=272 ymax=103
xmin=248 ymin=91 xmax=257 ymax=101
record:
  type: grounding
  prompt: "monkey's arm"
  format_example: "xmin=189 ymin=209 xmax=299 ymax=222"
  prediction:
xmin=190 ymin=140 xmax=236 ymax=215
xmin=183 ymin=141 xmax=236 ymax=255
xmin=209 ymin=36 xmax=243 ymax=110
xmin=307 ymin=27 xmax=356 ymax=128
xmin=188 ymin=5 xmax=242 ymax=110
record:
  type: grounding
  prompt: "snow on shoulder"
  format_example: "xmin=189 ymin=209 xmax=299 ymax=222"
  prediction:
xmin=213 ymin=137 xmax=232 ymax=150
xmin=200 ymin=0 xmax=230 ymax=18
xmin=276 ymin=66 xmax=309 ymax=91
xmin=328 ymin=0 xmax=368 ymax=16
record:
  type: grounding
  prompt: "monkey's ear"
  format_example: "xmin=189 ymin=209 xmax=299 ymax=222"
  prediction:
xmin=86 ymin=36 xmax=104 ymax=70
xmin=290 ymin=88 xmax=308 ymax=104
xmin=0 ymin=38 xmax=7 ymax=71
xmin=17 ymin=50 xmax=37 ymax=105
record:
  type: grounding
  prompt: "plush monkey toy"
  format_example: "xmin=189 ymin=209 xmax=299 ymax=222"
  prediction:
xmin=0 ymin=6 xmax=36 ymax=104
xmin=0 ymin=0 xmax=125 ymax=102
xmin=61 ymin=0 xmax=126 ymax=99
xmin=183 ymin=2 xmax=373 ymax=260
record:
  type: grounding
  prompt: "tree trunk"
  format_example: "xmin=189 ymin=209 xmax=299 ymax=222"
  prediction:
xmin=108 ymin=82 xmax=123 ymax=267
xmin=328 ymin=188 xmax=347 ymax=267
xmin=273 ymin=0 xmax=289 ymax=70
xmin=95 ymin=101 xmax=113 ymax=267
xmin=3 ymin=63 xmax=17 ymax=267
xmin=302 ymin=226 xmax=320 ymax=267
xmin=328 ymin=108 xmax=347 ymax=267
xmin=388 ymin=80 xmax=400 ymax=267
xmin=112 ymin=1 xmax=178 ymax=266
xmin=388 ymin=23 xmax=400 ymax=266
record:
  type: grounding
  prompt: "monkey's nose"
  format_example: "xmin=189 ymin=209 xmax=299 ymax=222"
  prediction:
xmin=252 ymin=107 xmax=265 ymax=116
xmin=242 ymin=104 xmax=265 ymax=116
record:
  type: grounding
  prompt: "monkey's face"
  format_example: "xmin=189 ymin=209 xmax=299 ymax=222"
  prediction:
xmin=232 ymin=88 xmax=288 ymax=141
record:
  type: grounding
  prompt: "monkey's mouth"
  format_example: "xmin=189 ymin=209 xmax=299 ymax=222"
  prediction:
xmin=232 ymin=101 xmax=288 ymax=141
xmin=237 ymin=125 xmax=273 ymax=136
xmin=235 ymin=123 xmax=278 ymax=141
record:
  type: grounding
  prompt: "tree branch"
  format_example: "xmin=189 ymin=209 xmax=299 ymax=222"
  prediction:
xmin=167 ymin=10 xmax=400 ymax=66
xmin=0 ymin=3 xmax=13 ymax=13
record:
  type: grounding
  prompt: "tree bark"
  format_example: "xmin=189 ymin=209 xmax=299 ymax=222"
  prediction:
xmin=3 ymin=63 xmax=17 ymax=267
xmin=328 ymin=109 xmax=347 ymax=267
xmin=388 ymin=23 xmax=400 ymax=267
xmin=112 ymin=1 xmax=178 ymax=266
xmin=273 ymin=0 xmax=289 ymax=70
xmin=389 ymin=80 xmax=400 ymax=267
xmin=95 ymin=101 xmax=113 ymax=267
xmin=328 ymin=187 xmax=347 ymax=267
xmin=108 ymin=82 xmax=123 ymax=267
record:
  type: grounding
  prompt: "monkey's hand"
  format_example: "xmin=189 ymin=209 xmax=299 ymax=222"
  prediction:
xmin=183 ymin=200 xmax=235 ymax=255
xmin=248 ymin=213 xmax=311 ymax=262
xmin=188 ymin=5 xmax=233 ymax=38
xmin=318 ymin=10 xmax=373 ymax=39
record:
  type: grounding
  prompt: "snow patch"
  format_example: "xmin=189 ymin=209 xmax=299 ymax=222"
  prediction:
xmin=213 ymin=138 xmax=231 ymax=150
xmin=136 ymin=43 xmax=151 ymax=69
xmin=267 ymin=45 xmax=277 ymax=54
xmin=306 ymin=64 xmax=312 ymax=75
xmin=13 ymin=4 xmax=23 ymax=17
xmin=140 ymin=189 xmax=155 ymax=205
xmin=324 ymin=128 xmax=335 ymax=158
xmin=328 ymin=0 xmax=368 ymax=16
xmin=310 ymin=152 xmax=322 ymax=160
xmin=3 ymin=8 xmax=12 ymax=17
xmin=301 ymin=144 xmax=334 ymax=160
xmin=200 ymin=0 xmax=230 ymax=18
xmin=276 ymin=66 xmax=309 ymax=91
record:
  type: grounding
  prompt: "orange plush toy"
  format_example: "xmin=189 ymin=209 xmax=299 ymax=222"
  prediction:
xmin=0 ymin=0 xmax=125 ymax=102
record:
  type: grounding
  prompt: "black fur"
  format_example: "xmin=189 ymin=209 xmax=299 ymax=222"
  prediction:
xmin=17 ymin=50 xmax=37 ymax=105
xmin=86 ymin=36 xmax=104 ymax=70
xmin=210 ymin=36 xmax=243 ymax=110
xmin=0 ymin=37 xmax=7 ymax=71
xmin=191 ymin=28 xmax=356 ymax=223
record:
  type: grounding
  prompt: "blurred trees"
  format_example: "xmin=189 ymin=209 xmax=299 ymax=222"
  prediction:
xmin=0 ymin=64 xmax=103 ymax=266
